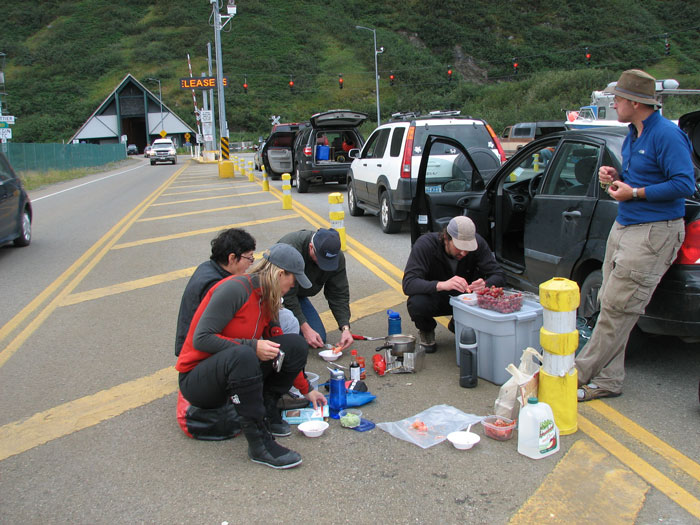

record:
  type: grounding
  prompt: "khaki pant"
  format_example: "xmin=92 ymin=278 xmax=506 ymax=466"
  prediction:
xmin=575 ymin=218 xmax=685 ymax=393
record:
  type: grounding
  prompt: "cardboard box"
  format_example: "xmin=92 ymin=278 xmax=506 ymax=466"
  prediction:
xmin=450 ymin=297 xmax=543 ymax=385
xmin=282 ymin=405 xmax=329 ymax=424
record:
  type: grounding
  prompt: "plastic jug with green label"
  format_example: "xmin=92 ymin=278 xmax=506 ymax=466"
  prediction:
xmin=517 ymin=397 xmax=560 ymax=459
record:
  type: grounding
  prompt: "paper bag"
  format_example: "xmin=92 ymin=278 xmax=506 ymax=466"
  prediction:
xmin=493 ymin=347 xmax=542 ymax=421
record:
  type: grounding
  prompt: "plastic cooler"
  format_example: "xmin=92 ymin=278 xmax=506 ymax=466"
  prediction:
xmin=449 ymin=297 xmax=543 ymax=385
xmin=316 ymin=145 xmax=330 ymax=160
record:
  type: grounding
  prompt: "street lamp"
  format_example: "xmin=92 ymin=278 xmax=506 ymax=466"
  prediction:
xmin=356 ymin=25 xmax=384 ymax=126
xmin=146 ymin=77 xmax=164 ymax=135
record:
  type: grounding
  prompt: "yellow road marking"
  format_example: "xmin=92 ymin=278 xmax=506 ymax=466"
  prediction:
xmin=0 ymin=367 xmax=178 ymax=461
xmin=579 ymin=415 xmax=700 ymax=519
xmin=164 ymin=182 xmax=259 ymax=195
xmin=509 ymin=440 xmax=648 ymax=524
xmin=585 ymin=401 xmax=700 ymax=484
xmin=60 ymin=267 xmax=197 ymax=306
xmin=320 ymin=289 xmax=406 ymax=329
xmin=151 ymin=190 xmax=264 ymax=206
xmin=111 ymin=214 xmax=299 ymax=250
xmin=0 ymin=168 xmax=184 ymax=368
xmin=137 ymin=200 xmax=278 ymax=222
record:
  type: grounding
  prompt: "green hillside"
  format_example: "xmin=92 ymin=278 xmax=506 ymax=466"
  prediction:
xmin=1 ymin=0 xmax=699 ymax=142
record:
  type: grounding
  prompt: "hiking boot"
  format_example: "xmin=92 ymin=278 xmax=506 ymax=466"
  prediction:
xmin=419 ymin=329 xmax=437 ymax=354
xmin=447 ymin=318 xmax=455 ymax=334
xmin=240 ymin=418 xmax=302 ymax=469
xmin=264 ymin=393 xmax=292 ymax=437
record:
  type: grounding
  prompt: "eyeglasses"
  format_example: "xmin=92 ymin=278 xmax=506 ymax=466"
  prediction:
xmin=240 ymin=254 xmax=255 ymax=263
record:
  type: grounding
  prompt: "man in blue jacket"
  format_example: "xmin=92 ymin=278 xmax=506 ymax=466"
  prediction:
xmin=576 ymin=69 xmax=696 ymax=401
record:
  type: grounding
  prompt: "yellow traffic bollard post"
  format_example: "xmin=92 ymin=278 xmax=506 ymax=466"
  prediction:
xmin=281 ymin=173 xmax=293 ymax=210
xmin=533 ymin=153 xmax=540 ymax=172
xmin=538 ymin=277 xmax=580 ymax=435
xmin=218 ymin=160 xmax=234 ymax=178
xmin=247 ymin=161 xmax=255 ymax=182
xmin=328 ymin=192 xmax=347 ymax=251
xmin=262 ymin=166 xmax=270 ymax=191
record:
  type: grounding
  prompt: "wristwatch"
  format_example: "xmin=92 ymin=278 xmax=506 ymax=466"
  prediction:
xmin=341 ymin=325 xmax=351 ymax=332
xmin=632 ymin=188 xmax=639 ymax=200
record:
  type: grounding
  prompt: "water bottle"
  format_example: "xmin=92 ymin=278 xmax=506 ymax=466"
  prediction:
xmin=328 ymin=368 xmax=347 ymax=419
xmin=517 ymin=397 xmax=560 ymax=459
xmin=387 ymin=310 xmax=402 ymax=335
xmin=459 ymin=327 xmax=478 ymax=388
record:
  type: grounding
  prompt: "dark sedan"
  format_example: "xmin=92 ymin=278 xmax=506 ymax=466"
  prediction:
xmin=410 ymin=122 xmax=700 ymax=338
xmin=0 ymin=152 xmax=32 ymax=247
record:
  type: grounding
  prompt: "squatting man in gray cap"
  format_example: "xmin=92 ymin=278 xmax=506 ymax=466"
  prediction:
xmin=402 ymin=216 xmax=506 ymax=353
xmin=278 ymin=228 xmax=354 ymax=351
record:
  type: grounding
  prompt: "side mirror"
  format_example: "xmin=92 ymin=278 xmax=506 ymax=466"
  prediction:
xmin=348 ymin=148 xmax=360 ymax=159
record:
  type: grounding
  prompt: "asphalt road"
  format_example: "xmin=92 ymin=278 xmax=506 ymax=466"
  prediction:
xmin=1 ymin=154 xmax=699 ymax=524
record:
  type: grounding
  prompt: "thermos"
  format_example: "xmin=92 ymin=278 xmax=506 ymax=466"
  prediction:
xmin=459 ymin=327 xmax=478 ymax=388
xmin=387 ymin=310 xmax=402 ymax=335
xmin=328 ymin=368 xmax=347 ymax=419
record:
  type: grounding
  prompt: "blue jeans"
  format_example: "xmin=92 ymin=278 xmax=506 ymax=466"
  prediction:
xmin=300 ymin=296 xmax=326 ymax=343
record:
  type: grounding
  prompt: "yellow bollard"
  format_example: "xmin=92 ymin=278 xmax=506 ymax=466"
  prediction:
xmin=281 ymin=173 xmax=293 ymax=210
xmin=537 ymin=277 xmax=580 ymax=435
xmin=533 ymin=153 xmax=540 ymax=172
xmin=262 ymin=166 xmax=270 ymax=191
xmin=247 ymin=161 xmax=255 ymax=182
xmin=328 ymin=192 xmax=347 ymax=251
xmin=218 ymin=160 xmax=234 ymax=178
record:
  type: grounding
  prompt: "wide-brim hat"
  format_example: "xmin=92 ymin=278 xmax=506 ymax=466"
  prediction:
xmin=264 ymin=243 xmax=312 ymax=288
xmin=604 ymin=69 xmax=662 ymax=108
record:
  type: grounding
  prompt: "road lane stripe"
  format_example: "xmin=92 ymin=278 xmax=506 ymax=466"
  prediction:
xmin=150 ymin=190 xmax=264 ymax=206
xmin=60 ymin=268 xmax=197 ymax=306
xmin=0 ymin=169 xmax=183 ymax=363
xmin=111 ymin=214 xmax=299 ymax=250
xmin=319 ymin=289 xmax=406 ymax=329
xmin=585 ymin=401 xmax=700 ymax=484
xmin=0 ymin=367 xmax=178 ymax=461
xmin=509 ymin=440 xmax=648 ymax=524
xmin=579 ymin=415 xmax=700 ymax=519
xmin=136 ymin=200 xmax=278 ymax=222
xmin=162 ymin=184 xmax=260 ymax=196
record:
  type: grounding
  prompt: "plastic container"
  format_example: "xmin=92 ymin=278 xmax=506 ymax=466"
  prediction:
xmin=480 ymin=415 xmax=516 ymax=441
xmin=476 ymin=289 xmax=523 ymax=313
xmin=357 ymin=355 xmax=366 ymax=380
xmin=372 ymin=353 xmax=386 ymax=376
xmin=450 ymin=297 xmax=543 ymax=385
xmin=338 ymin=408 xmax=362 ymax=428
xmin=387 ymin=310 xmax=402 ymax=335
xmin=517 ymin=397 xmax=560 ymax=459
xmin=349 ymin=350 xmax=361 ymax=381
xmin=316 ymin=145 xmax=330 ymax=160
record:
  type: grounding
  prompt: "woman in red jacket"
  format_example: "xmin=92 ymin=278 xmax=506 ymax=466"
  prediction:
xmin=176 ymin=244 xmax=320 ymax=469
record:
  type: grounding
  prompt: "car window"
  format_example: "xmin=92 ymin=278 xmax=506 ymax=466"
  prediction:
xmin=362 ymin=128 xmax=390 ymax=159
xmin=504 ymin=139 xmax=559 ymax=186
xmin=541 ymin=142 xmax=601 ymax=196
xmin=389 ymin=127 xmax=405 ymax=157
xmin=413 ymin=123 xmax=492 ymax=156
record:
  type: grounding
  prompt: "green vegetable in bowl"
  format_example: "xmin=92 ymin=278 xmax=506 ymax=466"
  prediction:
xmin=340 ymin=412 xmax=361 ymax=428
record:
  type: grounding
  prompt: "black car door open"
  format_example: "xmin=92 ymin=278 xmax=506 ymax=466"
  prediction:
xmin=521 ymin=140 xmax=603 ymax=287
xmin=409 ymin=135 xmax=497 ymax=245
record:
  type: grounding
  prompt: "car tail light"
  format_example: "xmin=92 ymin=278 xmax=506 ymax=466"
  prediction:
xmin=401 ymin=125 xmax=415 ymax=179
xmin=675 ymin=220 xmax=700 ymax=264
xmin=303 ymin=146 xmax=312 ymax=157
xmin=485 ymin=123 xmax=507 ymax=163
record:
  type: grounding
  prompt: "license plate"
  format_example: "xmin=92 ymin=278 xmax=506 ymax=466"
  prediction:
xmin=425 ymin=185 xmax=442 ymax=193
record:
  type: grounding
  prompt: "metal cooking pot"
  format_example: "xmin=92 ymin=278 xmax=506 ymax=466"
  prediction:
xmin=375 ymin=334 xmax=416 ymax=357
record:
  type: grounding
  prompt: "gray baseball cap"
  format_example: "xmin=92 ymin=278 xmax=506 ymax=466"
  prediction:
xmin=446 ymin=216 xmax=478 ymax=252
xmin=264 ymin=243 xmax=312 ymax=288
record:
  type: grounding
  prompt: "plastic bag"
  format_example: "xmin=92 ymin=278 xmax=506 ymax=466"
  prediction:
xmin=493 ymin=347 xmax=542 ymax=421
xmin=377 ymin=404 xmax=483 ymax=449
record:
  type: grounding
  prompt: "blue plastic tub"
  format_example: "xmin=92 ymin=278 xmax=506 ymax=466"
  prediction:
xmin=316 ymin=145 xmax=330 ymax=160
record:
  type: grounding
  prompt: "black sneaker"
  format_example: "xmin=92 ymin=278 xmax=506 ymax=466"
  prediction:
xmin=419 ymin=330 xmax=437 ymax=354
xmin=448 ymin=318 xmax=455 ymax=333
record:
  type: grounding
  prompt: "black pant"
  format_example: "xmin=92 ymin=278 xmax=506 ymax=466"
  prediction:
xmin=406 ymin=292 xmax=455 ymax=332
xmin=178 ymin=334 xmax=308 ymax=420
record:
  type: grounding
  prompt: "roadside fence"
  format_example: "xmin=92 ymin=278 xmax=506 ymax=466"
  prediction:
xmin=2 ymin=142 xmax=127 ymax=173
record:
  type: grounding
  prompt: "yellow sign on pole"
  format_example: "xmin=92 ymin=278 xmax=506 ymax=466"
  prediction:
xmin=184 ymin=133 xmax=191 ymax=142
xmin=159 ymin=130 xmax=167 ymax=138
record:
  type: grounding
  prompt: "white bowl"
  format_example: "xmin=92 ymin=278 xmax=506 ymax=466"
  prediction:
xmin=459 ymin=293 xmax=478 ymax=305
xmin=319 ymin=350 xmax=341 ymax=361
xmin=447 ymin=431 xmax=481 ymax=450
xmin=298 ymin=420 xmax=329 ymax=437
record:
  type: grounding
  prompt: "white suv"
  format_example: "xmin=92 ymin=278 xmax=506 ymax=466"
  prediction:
xmin=347 ymin=111 xmax=505 ymax=233
xmin=150 ymin=138 xmax=177 ymax=165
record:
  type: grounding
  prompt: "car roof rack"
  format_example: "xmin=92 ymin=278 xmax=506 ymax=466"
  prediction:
xmin=390 ymin=111 xmax=421 ymax=122
xmin=427 ymin=110 xmax=461 ymax=117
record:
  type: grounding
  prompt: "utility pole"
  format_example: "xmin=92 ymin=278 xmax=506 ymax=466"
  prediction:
xmin=210 ymin=0 xmax=236 ymax=158
xmin=207 ymin=42 xmax=217 ymax=152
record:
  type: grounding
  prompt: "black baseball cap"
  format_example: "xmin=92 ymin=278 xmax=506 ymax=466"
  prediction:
xmin=312 ymin=228 xmax=341 ymax=272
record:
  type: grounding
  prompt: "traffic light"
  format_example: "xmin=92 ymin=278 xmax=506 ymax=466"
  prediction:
xmin=338 ymin=74 xmax=343 ymax=90
xmin=512 ymin=59 xmax=519 ymax=75
xmin=243 ymin=77 xmax=248 ymax=93
xmin=447 ymin=68 xmax=453 ymax=82
xmin=585 ymin=48 xmax=591 ymax=66
xmin=665 ymin=36 xmax=671 ymax=55
xmin=289 ymin=77 xmax=294 ymax=92
xmin=389 ymin=73 xmax=395 ymax=86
